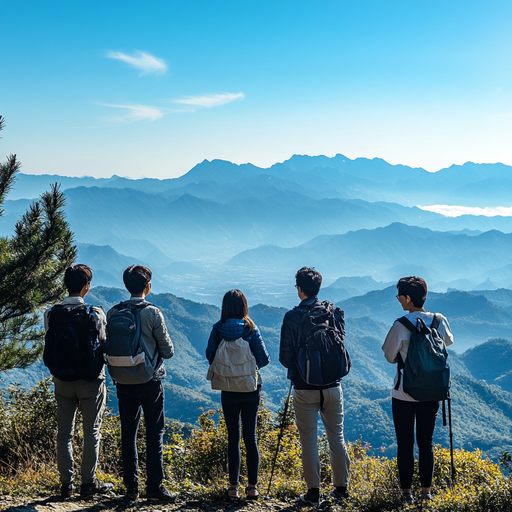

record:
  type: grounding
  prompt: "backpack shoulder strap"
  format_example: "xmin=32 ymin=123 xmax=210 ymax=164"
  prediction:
xmin=431 ymin=313 xmax=442 ymax=330
xmin=396 ymin=316 xmax=415 ymax=332
xmin=394 ymin=352 xmax=405 ymax=390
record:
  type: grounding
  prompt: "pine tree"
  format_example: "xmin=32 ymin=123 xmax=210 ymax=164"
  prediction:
xmin=0 ymin=116 xmax=77 ymax=371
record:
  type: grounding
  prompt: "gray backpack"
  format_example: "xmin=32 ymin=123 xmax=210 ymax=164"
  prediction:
xmin=207 ymin=337 xmax=259 ymax=392
xmin=105 ymin=302 xmax=161 ymax=384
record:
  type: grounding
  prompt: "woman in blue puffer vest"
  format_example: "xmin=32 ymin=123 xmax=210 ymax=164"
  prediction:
xmin=206 ymin=289 xmax=270 ymax=499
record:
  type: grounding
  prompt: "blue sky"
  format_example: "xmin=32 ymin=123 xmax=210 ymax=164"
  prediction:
xmin=1 ymin=0 xmax=511 ymax=178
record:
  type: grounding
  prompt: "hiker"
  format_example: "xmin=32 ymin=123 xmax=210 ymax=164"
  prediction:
xmin=44 ymin=264 xmax=113 ymax=498
xmin=106 ymin=265 xmax=176 ymax=501
xmin=279 ymin=267 xmax=350 ymax=504
xmin=382 ymin=276 xmax=453 ymax=504
xmin=206 ymin=289 xmax=270 ymax=499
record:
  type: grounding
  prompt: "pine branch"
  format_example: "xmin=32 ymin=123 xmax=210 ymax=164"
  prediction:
xmin=0 ymin=117 xmax=77 ymax=370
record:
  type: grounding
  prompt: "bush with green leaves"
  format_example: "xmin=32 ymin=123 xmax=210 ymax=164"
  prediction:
xmin=1 ymin=380 xmax=512 ymax=511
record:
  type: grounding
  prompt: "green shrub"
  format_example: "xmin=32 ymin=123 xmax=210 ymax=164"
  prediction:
xmin=1 ymin=379 xmax=512 ymax=512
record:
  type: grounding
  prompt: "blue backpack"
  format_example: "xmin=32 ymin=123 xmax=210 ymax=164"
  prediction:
xmin=105 ymin=302 xmax=161 ymax=385
xmin=395 ymin=314 xmax=450 ymax=401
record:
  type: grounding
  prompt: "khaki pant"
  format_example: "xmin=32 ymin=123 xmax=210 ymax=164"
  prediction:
xmin=54 ymin=377 xmax=107 ymax=484
xmin=293 ymin=385 xmax=350 ymax=488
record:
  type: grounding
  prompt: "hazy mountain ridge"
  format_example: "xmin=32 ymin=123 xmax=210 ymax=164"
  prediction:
xmin=229 ymin=223 xmax=512 ymax=284
xmin=15 ymin=156 xmax=512 ymax=208
xmin=3 ymin=155 xmax=512 ymax=292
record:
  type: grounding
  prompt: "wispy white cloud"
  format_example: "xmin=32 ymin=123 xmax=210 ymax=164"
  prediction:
xmin=97 ymin=91 xmax=244 ymax=121
xmin=106 ymin=50 xmax=167 ymax=75
xmin=418 ymin=204 xmax=512 ymax=218
xmin=173 ymin=92 xmax=245 ymax=108
xmin=98 ymin=103 xmax=166 ymax=122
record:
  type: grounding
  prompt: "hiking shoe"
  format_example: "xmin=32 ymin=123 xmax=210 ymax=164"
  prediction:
xmin=80 ymin=479 xmax=113 ymax=496
xmin=300 ymin=489 xmax=320 ymax=505
xmin=246 ymin=485 xmax=259 ymax=500
xmin=125 ymin=484 xmax=139 ymax=500
xmin=421 ymin=492 xmax=434 ymax=501
xmin=60 ymin=483 xmax=74 ymax=498
xmin=402 ymin=492 xmax=415 ymax=505
xmin=331 ymin=488 xmax=349 ymax=500
xmin=146 ymin=484 xmax=178 ymax=502
xmin=227 ymin=484 xmax=238 ymax=498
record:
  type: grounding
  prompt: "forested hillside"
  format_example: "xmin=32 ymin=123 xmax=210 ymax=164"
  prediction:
xmin=3 ymin=287 xmax=512 ymax=460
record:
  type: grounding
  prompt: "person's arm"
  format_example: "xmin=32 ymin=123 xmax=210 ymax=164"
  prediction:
xmin=44 ymin=307 xmax=51 ymax=331
xmin=151 ymin=308 xmax=174 ymax=359
xmin=279 ymin=312 xmax=296 ymax=369
xmin=248 ymin=326 xmax=270 ymax=369
xmin=439 ymin=316 xmax=454 ymax=347
xmin=91 ymin=306 xmax=107 ymax=347
xmin=382 ymin=321 xmax=402 ymax=364
xmin=205 ymin=324 xmax=221 ymax=364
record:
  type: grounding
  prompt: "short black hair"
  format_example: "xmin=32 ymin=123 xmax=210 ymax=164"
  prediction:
xmin=123 ymin=265 xmax=152 ymax=295
xmin=64 ymin=264 xmax=92 ymax=294
xmin=295 ymin=266 xmax=322 ymax=298
xmin=397 ymin=276 xmax=428 ymax=308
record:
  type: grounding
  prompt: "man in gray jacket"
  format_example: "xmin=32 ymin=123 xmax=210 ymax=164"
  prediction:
xmin=107 ymin=265 xmax=175 ymax=501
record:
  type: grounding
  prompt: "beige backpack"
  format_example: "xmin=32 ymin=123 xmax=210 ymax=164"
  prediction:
xmin=207 ymin=337 xmax=259 ymax=392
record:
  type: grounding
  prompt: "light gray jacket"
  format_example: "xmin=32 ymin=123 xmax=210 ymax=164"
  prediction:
xmin=107 ymin=298 xmax=174 ymax=381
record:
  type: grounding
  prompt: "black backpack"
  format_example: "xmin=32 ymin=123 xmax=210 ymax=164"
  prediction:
xmin=43 ymin=304 xmax=104 ymax=381
xmin=395 ymin=314 xmax=450 ymax=401
xmin=296 ymin=301 xmax=351 ymax=386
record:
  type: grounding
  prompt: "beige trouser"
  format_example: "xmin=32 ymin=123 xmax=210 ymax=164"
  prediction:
xmin=293 ymin=385 xmax=350 ymax=488
xmin=54 ymin=377 xmax=107 ymax=484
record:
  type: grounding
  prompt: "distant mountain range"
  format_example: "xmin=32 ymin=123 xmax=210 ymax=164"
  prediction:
xmin=1 ymin=155 xmax=511 ymax=301
xmin=12 ymin=155 xmax=512 ymax=208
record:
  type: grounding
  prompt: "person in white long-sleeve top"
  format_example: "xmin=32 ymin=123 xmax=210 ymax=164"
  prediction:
xmin=382 ymin=276 xmax=453 ymax=504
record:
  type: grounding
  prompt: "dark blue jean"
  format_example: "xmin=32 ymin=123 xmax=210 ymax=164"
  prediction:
xmin=117 ymin=380 xmax=165 ymax=489
xmin=392 ymin=397 xmax=439 ymax=489
xmin=221 ymin=388 xmax=261 ymax=485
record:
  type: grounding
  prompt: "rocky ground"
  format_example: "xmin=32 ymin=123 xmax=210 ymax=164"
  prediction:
xmin=0 ymin=494 xmax=322 ymax=512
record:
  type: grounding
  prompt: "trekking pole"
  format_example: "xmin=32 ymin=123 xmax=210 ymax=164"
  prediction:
xmin=266 ymin=382 xmax=293 ymax=498
xmin=448 ymin=394 xmax=456 ymax=486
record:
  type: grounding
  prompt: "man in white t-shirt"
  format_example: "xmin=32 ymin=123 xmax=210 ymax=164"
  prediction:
xmin=44 ymin=264 xmax=112 ymax=498
xmin=382 ymin=276 xmax=453 ymax=505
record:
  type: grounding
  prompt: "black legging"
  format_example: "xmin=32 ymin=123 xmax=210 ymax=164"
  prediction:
xmin=221 ymin=388 xmax=260 ymax=485
xmin=392 ymin=398 xmax=439 ymax=489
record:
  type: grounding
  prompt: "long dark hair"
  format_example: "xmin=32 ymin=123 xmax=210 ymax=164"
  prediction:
xmin=221 ymin=289 xmax=255 ymax=333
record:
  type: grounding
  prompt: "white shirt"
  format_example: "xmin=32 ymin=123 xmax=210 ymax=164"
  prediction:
xmin=382 ymin=311 xmax=454 ymax=402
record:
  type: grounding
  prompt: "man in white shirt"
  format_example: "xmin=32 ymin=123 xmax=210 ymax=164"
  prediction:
xmin=382 ymin=276 xmax=453 ymax=504
xmin=44 ymin=264 xmax=112 ymax=498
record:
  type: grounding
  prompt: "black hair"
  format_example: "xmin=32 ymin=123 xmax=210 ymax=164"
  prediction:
xmin=64 ymin=264 xmax=92 ymax=294
xmin=295 ymin=266 xmax=322 ymax=298
xmin=123 ymin=265 xmax=152 ymax=295
xmin=220 ymin=289 xmax=255 ymax=333
xmin=397 ymin=276 xmax=428 ymax=308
